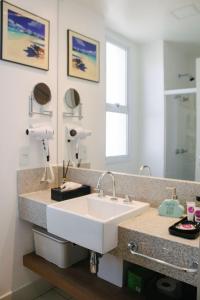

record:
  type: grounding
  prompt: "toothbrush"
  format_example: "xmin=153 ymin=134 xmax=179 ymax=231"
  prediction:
xmin=64 ymin=160 xmax=70 ymax=179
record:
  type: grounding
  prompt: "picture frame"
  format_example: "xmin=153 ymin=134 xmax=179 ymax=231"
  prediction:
xmin=1 ymin=1 xmax=50 ymax=71
xmin=67 ymin=30 xmax=100 ymax=82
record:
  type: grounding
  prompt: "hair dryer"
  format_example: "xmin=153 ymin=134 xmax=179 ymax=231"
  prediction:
xmin=26 ymin=125 xmax=54 ymax=183
xmin=66 ymin=125 xmax=92 ymax=166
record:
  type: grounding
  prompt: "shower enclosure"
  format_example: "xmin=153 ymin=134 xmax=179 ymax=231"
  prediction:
xmin=165 ymin=92 xmax=196 ymax=181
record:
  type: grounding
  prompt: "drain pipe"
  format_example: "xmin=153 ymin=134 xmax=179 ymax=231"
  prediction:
xmin=90 ymin=251 xmax=102 ymax=274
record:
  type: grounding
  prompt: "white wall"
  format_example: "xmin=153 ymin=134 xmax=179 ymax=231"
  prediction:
xmin=0 ymin=0 xmax=58 ymax=297
xmin=138 ymin=41 xmax=165 ymax=177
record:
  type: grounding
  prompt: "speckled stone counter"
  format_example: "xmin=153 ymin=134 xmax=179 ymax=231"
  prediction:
xmin=18 ymin=191 xmax=199 ymax=286
xmin=19 ymin=190 xmax=56 ymax=228
xmin=112 ymin=209 xmax=199 ymax=286
xmin=119 ymin=208 xmax=199 ymax=248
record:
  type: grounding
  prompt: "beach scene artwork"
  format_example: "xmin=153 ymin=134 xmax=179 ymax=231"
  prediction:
xmin=1 ymin=2 xmax=49 ymax=70
xmin=68 ymin=30 xmax=99 ymax=82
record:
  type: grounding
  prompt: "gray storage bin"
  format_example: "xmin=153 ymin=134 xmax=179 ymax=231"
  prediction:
xmin=33 ymin=226 xmax=88 ymax=268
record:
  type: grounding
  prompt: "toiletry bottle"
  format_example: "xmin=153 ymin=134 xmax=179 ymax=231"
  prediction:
xmin=187 ymin=201 xmax=195 ymax=222
xmin=158 ymin=187 xmax=184 ymax=218
xmin=195 ymin=196 xmax=200 ymax=223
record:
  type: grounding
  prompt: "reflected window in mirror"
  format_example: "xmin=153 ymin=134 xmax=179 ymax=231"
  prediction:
xmin=106 ymin=39 xmax=128 ymax=159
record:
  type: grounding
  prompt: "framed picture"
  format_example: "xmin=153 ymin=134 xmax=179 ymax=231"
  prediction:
xmin=1 ymin=1 xmax=50 ymax=71
xmin=67 ymin=30 xmax=100 ymax=82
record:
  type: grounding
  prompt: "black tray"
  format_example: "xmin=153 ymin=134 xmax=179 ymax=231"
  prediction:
xmin=51 ymin=185 xmax=91 ymax=201
xmin=169 ymin=217 xmax=200 ymax=239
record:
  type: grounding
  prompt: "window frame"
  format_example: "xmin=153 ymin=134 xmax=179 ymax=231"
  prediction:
xmin=105 ymin=35 xmax=130 ymax=163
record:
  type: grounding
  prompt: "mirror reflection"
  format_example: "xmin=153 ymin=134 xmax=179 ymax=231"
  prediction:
xmin=65 ymin=88 xmax=80 ymax=109
xmin=58 ymin=0 xmax=200 ymax=182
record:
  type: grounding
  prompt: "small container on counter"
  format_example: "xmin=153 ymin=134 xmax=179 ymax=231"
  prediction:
xmin=158 ymin=187 xmax=184 ymax=218
xmin=186 ymin=201 xmax=195 ymax=221
xmin=195 ymin=196 xmax=200 ymax=223
xmin=169 ymin=217 xmax=200 ymax=239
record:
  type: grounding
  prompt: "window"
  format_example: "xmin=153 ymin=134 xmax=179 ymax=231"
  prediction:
xmin=106 ymin=40 xmax=128 ymax=158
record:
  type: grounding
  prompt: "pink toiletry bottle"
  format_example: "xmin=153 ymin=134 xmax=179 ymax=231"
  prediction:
xmin=195 ymin=196 xmax=200 ymax=223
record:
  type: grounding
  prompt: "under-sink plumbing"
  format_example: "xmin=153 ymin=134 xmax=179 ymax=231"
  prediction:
xmin=90 ymin=251 xmax=97 ymax=274
xmin=90 ymin=251 xmax=102 ymax=274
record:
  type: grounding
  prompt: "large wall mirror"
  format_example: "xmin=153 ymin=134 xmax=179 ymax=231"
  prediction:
xmin=57 ymin=0 xmax=200 ymax=182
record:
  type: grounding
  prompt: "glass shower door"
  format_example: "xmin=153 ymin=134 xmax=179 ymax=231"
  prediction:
xmin=165 ymin=93 xmax=196 ymax=181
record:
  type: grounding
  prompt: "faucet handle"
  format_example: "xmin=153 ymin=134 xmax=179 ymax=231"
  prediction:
xmin=99 ymin=189 xmax=104 ymax=197
xmin=94 ymin=188 xmax=104 ymax=197
xmin=166 ymin=187 xmax=178 ymax=200
xmin=123 ymin=195 xmax=133 ymax=203
xmin=110 ymin=196 xmax=118 ymax=201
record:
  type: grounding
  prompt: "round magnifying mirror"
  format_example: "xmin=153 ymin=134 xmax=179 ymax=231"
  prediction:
xmin=33 ymin=82 xmax=51 ymax=105
xmin=65 ymin=88 xmax=80 ymax=109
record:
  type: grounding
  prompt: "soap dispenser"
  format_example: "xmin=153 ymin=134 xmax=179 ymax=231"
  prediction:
xmin=158 ymin=187 xmax=184 ymax=218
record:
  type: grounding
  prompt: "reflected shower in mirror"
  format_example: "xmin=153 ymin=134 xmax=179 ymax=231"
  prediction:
xmin=57 ymin=0 xmax=200 ymax=182
xmin=165 ymin=92 xmax=196 ymax=181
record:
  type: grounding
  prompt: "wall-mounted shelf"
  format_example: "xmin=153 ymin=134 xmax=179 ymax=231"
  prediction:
xmin=23 ymin=253 xmax=144 ymax=300
xmin=164 ymin=88 xmax=197 ymax=96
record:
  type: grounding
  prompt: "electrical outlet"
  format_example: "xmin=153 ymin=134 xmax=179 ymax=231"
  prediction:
xmin=19 ymin=146 xmax=30 ymax=166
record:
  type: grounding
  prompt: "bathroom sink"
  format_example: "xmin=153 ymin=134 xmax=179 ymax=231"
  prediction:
xmin=47 ymin=194 xmax=149 ymax=254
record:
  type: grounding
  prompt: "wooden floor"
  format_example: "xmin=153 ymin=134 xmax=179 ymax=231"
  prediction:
xmin=23 ymin=253 xmax=145 ymax=300
xmin=35 ymin=288 xmax=72 ymax=300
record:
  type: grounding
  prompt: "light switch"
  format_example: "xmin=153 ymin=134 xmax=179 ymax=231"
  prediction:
xmin=19 ymin=146 xmax=30 ymax=166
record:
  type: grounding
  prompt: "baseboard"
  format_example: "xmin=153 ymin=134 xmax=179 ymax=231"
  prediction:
xmin=0 ymin=278 xmax=52 ymax=300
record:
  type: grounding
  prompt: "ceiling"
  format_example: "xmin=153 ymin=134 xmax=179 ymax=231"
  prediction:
xmin=77 ymin=0 xmax=200 ymax=44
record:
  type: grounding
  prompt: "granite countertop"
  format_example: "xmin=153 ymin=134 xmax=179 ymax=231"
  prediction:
xmin=119 ymin=208 xmax=199 ymax=249
xmin=116 ymin=208 xmax=199 ymax=286
xmin=19 ymin=189 xmax=56 ymax=205
xmin=19 ymin=189 xmax=199 ymax=249
xmin=19 ymin=189 xmax=56 ymax=228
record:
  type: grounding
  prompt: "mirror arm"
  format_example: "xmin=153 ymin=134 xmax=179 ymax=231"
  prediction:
xmin=63 ymin=112 xmax=83 ymax=120
xmin=29 ymin=96 xmax=53 ymax=117
xmin=63 ymin=103 xmax=83 ymax=120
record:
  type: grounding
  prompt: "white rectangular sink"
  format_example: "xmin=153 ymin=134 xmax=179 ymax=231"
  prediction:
xmin=47 ymin=194 xmax=149 ymax=254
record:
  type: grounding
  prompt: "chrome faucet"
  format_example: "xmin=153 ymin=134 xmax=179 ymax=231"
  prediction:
xmin=139 ymin=165 xmax=151 ymax=176
xmin=96 ymin=171 xmax=117 ymax=200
